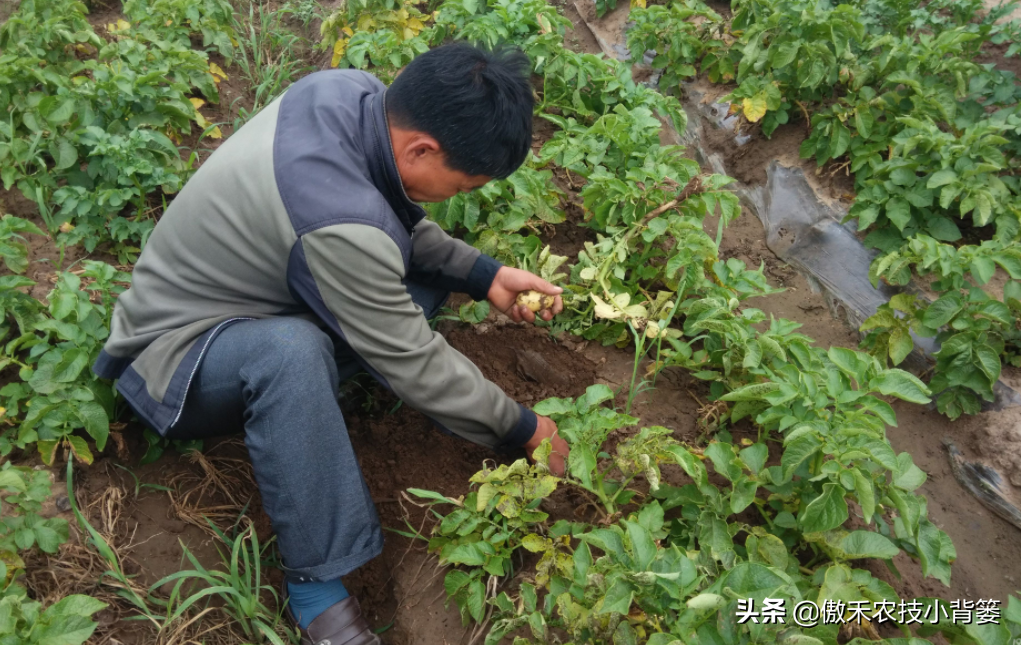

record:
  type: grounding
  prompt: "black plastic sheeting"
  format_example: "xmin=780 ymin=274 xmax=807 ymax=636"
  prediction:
xmin=756 ymin=163 xmax=1021 ymax=412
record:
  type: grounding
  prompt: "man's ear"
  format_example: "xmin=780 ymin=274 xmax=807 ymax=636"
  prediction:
xmin=399 ymin=133 xmax=443 ymax=166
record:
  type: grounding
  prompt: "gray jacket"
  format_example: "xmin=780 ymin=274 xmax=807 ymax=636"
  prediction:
xmin=93 ymin=70 xmax=536 ymax=449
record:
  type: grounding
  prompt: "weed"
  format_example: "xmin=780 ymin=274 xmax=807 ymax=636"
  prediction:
xmin=231 ymin=1 xmax=314 ymax=129
xmin=150 ymin=521 xmax=296 ymax=645
xmin=112 ymin=463 xmax=173 ymax=499
xmin=65 ymin=460 xmax=158 ymax=627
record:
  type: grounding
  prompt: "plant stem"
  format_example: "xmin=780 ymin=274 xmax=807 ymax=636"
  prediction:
xmin=651 ymin=277 xmax=686 ymax=387
xmin=625 ymin=321 xmax=646 ymax=416
xmin=753 ymin=499 xmax=775 ymax=530
xmin=606 ymin=473 xmax=638 ymax=510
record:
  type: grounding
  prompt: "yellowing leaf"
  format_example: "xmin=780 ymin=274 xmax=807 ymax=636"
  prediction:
xmin=742 ymin=95 xmax=768 ymax=122
xmin=37 ymin=439 xmax=60 ymax=465
xmin=631 ymin=0 xmax=647 ymax=8
xmin=591 ymin=294 xmax=624 ymax=320
xmin=209 ymin=62 xmax=228 ymax=81
xmin=107 ymin=19 xmax=130 ymax=33
xmin=58 ymin=222 xmax=75 ymax=233
xmin=1 ymin=550 xmax=25 ymax=585
xmin=192 ymin=104 xmax=218 ymax=136
xmin=342 ymin=26 xmax=354 ymax=36
xmin=537 ymin=13 xmax=551 ymax=34
xmin=624 ymin=304 xmax=648 ymax=318
xmin=644 ymin=320 xmax=661 ymax=339
xmin=67 ymin=436 xmax=94 ymax=465
xmin=331 ymin=39 xmax=348 ymax=68
xmin=521 ymin=534 xmax=548 ymax=553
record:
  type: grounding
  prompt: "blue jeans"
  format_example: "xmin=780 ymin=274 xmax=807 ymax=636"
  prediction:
xmin=163 ymin=281 xmax=448 ymax=582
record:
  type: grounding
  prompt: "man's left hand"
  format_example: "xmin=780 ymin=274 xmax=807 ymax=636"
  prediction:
xmin=488 ymin=266 xmax=564 ymax=323
xmin=524 ymin=415 xmax=569 ymax=476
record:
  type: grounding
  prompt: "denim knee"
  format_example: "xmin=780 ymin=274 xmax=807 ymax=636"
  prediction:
xmin=404 ymin=279 xmax=450 ymax=320
xmin=258 ymin=318 xmax=338 ymax=383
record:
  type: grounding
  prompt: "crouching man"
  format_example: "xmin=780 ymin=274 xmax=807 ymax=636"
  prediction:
xmin=93 ymin=43 xmax=570 ymax=644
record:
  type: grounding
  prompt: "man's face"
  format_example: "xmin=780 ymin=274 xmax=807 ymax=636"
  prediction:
xmin=390 ymin=127 xmax=493 ymax=202
xmin=400 ymin=149 xmax=491 ymax=202
xmin=404 ymin=153 xmax=491 ymax=203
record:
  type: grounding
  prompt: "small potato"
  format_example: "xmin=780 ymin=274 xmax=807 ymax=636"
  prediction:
xmin=515 ymin=290 xmax=555 ymax=313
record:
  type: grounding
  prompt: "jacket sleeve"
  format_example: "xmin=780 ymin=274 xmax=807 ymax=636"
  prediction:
xmin=408 ymin=219 xmax=502 ymax=301
xmin=301 ymin=222 xmax=536 ymax=449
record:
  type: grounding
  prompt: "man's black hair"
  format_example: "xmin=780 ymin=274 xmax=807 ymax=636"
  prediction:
xmin=386 ymin=43 xmax=534 ymax=180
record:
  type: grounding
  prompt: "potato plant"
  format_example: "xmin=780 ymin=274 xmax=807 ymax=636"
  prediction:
xmin=0 ymin=216 xmax=45 ymax=275
xmin=320 ymin=0 xmax=438 ymax=77
xmin=0 ymin=263 xmax=130 ymax=464
xmin=0 ymin=0 xmax=230 ymax=258
xmin=123 ymin=0 xmax=237 ymax=59
xmin=728 ymin=0 xmax=865 ymax=133
xmin=848 ymin=117 xmax=1021 ymax=250
xmin=0 ymin=464 xmax=97 ymax=645
xmin=0 ymin=581 xmax=106 ymax=645
xmin=534 ymin=108 xmax=739 ymax=346
xmin=623 ymin=0 xmax=1021 ymax=420
xmin=627 ymin=0 xmax=724 ymax=91
xmin=410 ymin=376 xmax=996 ymax=644
xmin=429 ymin=163 xmax=566 ymax=241
xmin=861 ymin=289 xmax=1021 ymax=419
xmin=0 ymin=464 xmax=69 ymax=563
xmin=539 ymin=51 xmax=644 ymax=118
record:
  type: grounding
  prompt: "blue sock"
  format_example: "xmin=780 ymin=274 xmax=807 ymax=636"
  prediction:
xmin=287 ymin=579 xmax=350 ymax=629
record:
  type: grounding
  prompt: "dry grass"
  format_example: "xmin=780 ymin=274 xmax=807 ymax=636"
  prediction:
xmin=24 ymin=463 xmax=149 ymax=633
xmin=165 ymin=439 xmax=262 ymax=539
xmin=21 ymin=442 xmax=285 ymax=645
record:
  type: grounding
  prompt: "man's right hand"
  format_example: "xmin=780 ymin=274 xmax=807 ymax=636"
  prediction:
xmin=524 ymin=414 xmax=570 ymax=476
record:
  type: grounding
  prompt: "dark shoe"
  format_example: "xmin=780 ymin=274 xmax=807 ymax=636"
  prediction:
xmin=283 ymin=584 xmax=381 ymax=645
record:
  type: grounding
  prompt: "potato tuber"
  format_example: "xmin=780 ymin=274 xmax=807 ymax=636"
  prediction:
xmin=515 ymin=290 xmax=555 ymax=313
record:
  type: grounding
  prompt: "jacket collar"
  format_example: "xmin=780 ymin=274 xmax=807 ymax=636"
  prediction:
xmin=364 ymin=90 xmax=426 ymax=233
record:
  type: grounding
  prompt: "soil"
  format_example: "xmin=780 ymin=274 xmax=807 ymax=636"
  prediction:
xmin=558 ymin=0 xmax=604 ymax=56
xmin=974 ymin=406 xmax=1021 ymax=490
xmin=9 ymin=1 xmax=1021 ymax=644
xmin=978 ymin=41 xmax=1021 ymax=83
xmin=695 ymin=94 xmax=856 ymax=203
